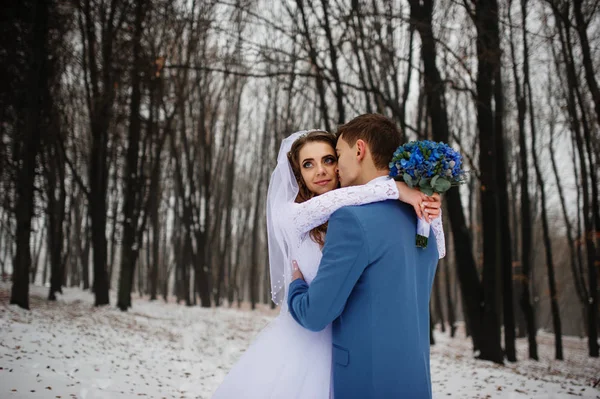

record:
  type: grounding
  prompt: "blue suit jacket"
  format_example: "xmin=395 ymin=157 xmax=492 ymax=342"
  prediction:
xmin=288 ymin=200 xmax=439 ymax=398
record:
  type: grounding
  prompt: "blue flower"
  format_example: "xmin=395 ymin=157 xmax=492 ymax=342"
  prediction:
xmin=388 ymin=140 xmax=466 ymax=192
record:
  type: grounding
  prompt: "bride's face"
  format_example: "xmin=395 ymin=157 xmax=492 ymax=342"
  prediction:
xmin=298 ymin=141 xmax=339 ymax=195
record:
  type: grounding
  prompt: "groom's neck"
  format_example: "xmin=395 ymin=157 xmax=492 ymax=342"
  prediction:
xmin=354 ymin=168 xmax=389 ymax=186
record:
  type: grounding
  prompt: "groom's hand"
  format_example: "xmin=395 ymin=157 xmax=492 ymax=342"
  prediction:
xmin=291 ymin=260 xmax=304 ymax=282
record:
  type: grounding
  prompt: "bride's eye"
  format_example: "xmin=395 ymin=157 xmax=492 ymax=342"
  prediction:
xmin=324 ymin=156 xmax=336 ymax=165
xmin=302 ymin=161 xmax=313 ymax=168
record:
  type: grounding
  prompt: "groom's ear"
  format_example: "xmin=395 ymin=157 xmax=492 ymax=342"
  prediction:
xmin=356 ymin=139 xmax=367 ymax=162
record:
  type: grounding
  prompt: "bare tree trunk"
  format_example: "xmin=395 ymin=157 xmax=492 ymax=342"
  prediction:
xmin=41 ymin=251 xmax=49 ymax=287
xmin=149 ymin=177 xmax=160 ymax=301
xmin=107 ymin=169 xmax=119 ymax=289
xmin=196 ymin=68 xmax=213 ymax=308
xmin=433 ymin=272 xmax=446 ymax=333
xmin=231 ymin=199 xmax=252 ymax=305
xmin=62 ymin=190 xmax=74 ymax=288
xmin=172 ymin=150 xmax=192 ymax=306
xmin=147 ymin=68 xmax=162 ymax=301
xmin=531 ymin=121 xmax=563 ymax=359
xmin=443 ymin=259 xmax=457 ymax=337
xmin=171 ymin=196 xmax=182 ymax=302
xmin=471 ymin=0 xmax=505 ymax=364
xmin=117 ymin=0 xmax=146 ymax=311
xmin=429 ymin=310 xmax=435 ymax=345
xmin=45 ymin=137 xmax=67 ymax=300
xmin=400 ymin=24 xmax=415 ymax=137
xmin=508 ymin=0 xmax=537 ymax=359
xmin=494 ymin=28 xmax=516 ymax=363
xmin=161 ymin=214 xmax=169 ymax=303
xmin=250 ymin=177 xmax=265 ymax=310
xmin=138 ymin=252 xmax=145 ymax=296
xmin=11 ymin=0 xmax=49 ymax=310
xmin=0 ymin=235 xmax=5 ymax=281
xmin=30 ymin=220 xmax=45 ymax=284
xmin=80 ymin=211 xmax=91 ymax=290
xmin=250 ymin=112 xmax=269 ymax=310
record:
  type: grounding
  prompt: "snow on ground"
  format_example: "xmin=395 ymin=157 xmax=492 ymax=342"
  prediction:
xmin=1 ymin=282 xmax=599 ymax=399
xmin=431 ymin=327 xmax=599 ymax=398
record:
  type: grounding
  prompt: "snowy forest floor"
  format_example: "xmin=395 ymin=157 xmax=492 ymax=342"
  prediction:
xmin=0 ymin=282 xmax=598 ymax=399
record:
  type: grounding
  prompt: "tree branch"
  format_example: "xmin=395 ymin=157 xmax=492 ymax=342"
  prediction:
xmin=56 ymin=137 xmax=91 ymax=201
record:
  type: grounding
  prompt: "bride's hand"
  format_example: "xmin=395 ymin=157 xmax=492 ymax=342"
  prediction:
xmin=395 ymin=181 xmax=442 ymax=223
xmin=292 ymin=260 xmax=304 ymax=282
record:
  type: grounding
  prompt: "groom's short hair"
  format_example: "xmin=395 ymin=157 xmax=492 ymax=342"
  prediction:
xmin=336 ymin=113 xmax=402 ymax=170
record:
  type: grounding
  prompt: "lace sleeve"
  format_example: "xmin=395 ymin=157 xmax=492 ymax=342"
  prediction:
xmin=431 ymin=209 xmax=446 ymax=259
xmin=291 ymin=178 xmax=398 ymax=238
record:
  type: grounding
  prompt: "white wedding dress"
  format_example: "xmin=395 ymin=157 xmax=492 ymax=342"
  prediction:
xmin=211 ymin=177 xmax=446 ymax=399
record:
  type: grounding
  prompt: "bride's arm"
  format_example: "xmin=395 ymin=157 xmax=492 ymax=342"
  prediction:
xmin=289 ymin=177 xmax=447 ymax=258
xmin=290 ymin=178 xmax=400 ymax=237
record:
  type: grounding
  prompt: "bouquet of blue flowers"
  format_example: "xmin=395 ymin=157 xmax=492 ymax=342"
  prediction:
xmin=389 ymin=140 xmax=466 ymax=248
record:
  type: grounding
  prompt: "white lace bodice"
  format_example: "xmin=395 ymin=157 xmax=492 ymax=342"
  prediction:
xmin=288 ymin=177 xmax=446 ymax=259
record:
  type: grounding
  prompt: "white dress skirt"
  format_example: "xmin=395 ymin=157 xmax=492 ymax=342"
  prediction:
xmin=211 ymin=237 xmax=333 ymax=398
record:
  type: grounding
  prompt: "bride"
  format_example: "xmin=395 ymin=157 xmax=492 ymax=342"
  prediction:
xmin=212 ymin=130 xmax=446 ymax=398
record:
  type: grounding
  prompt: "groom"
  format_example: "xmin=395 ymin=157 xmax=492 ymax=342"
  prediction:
xmin=288 ymin=113 xmax=439 ymax=398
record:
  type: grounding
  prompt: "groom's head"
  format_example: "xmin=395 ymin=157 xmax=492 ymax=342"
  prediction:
xmin=335 ymin=114 xmax=401 ymax=187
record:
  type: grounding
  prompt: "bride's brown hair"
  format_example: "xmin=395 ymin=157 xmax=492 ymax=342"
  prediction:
xmin=287 ymin=130 xmax=337 ymax=247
